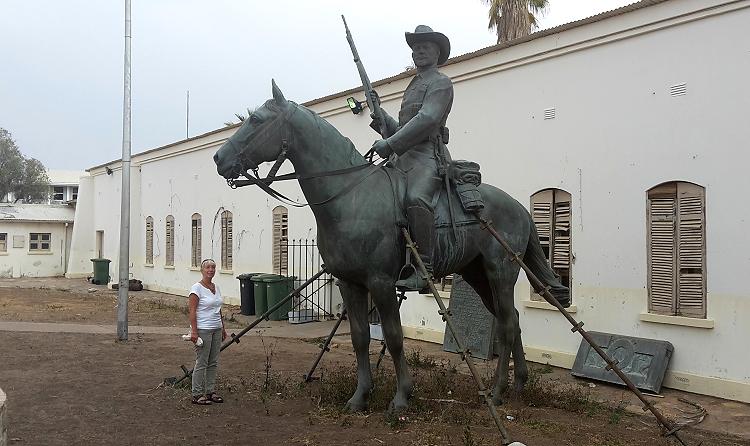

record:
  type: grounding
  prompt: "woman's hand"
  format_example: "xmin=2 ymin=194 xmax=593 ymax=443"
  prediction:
xmin=222 ymin=329 xmax=228 ymax=341
xmin=191 ymin=330 xmax=199 ymax=344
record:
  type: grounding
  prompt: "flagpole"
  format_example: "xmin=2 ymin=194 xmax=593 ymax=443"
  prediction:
xmin=117 ymin=0 xmax=132 ymax=341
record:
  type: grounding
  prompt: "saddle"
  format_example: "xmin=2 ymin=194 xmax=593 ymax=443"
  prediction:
xmin=385 ymin=160 xmax=484 ymax=277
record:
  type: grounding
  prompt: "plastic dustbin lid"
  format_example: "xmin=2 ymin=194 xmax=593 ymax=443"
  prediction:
xmin=257 ymin=274 xmax=285 ymax=283
xmin=237 ymin=273 xmax=262 ymax=280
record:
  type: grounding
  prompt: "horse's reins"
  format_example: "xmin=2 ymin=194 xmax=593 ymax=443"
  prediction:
xmin=225 ymin=103 xmax=385 ymax=208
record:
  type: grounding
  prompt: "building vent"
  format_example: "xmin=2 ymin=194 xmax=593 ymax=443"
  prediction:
xmin=670 ymin=83 xmax=687 ymax=97
xmin=543 ymin=107 xmax=556 ymax=120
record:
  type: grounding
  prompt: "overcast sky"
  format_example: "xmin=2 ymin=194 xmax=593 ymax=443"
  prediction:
xmin=0 ymin=0 xmax=634 ymax=171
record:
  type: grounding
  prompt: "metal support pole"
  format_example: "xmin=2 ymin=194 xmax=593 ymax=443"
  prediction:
xmin=401 ymin=228 xmax=512 ymax=445
xmin=474 ymin=213 xmax=690 ymax=445
xmin=168 ymin=268 xmax=328 ymax=386
xmin=116 ymin=0 xmax=132 ymax=341
xmin=304 ymin=309 xmax=347 ymax=382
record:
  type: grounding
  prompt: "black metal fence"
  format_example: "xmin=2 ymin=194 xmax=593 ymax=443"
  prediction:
xmin=279 ymin=239 xmax=335 ymax=323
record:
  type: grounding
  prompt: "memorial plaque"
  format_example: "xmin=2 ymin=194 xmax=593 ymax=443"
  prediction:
xmin=571 ymin=331 xmax=674 ymax=393
xmin=442 ymin=275 xmax=497 ymax=360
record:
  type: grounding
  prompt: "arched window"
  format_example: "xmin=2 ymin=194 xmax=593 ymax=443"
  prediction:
xmin=145 ymin=216 xmax=153 ymax=265
xmin=165 ymin=215 xmax=175 ymax=267
xmin=221 ymin=210 xmax=233 ymax=271
xmin=272 ymin=206 xmax=288 ymax=275
xmin=191 ymin=213 xmax=202 ymax=268
xmin=530 ymin=188 xmax=572 ymax=300
xmin=647 ymin=181 xmax=706 ymax=318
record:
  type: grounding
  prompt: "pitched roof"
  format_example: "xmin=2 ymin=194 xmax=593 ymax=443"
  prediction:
xmin=0 ymin=204 xmax=75 ymax=223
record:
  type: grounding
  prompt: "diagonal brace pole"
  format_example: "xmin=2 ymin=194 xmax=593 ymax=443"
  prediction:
xmin=401 ymin=228 xmax=512 ymax=445
xmin=475 ymin=213 xmax=692 ymax=446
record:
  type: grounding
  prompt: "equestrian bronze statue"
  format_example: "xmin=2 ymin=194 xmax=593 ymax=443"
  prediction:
xmin=213 ymin=25 xmax=569 ymax=413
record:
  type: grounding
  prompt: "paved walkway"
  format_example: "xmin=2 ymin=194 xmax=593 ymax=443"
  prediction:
xmin=0 ymin=319 xmax=349 ymax=339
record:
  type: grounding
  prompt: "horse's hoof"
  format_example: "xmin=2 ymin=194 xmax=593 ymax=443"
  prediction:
xmin=344 ymin=397 xmax=368 ymax=413
xmin=387 ymin=398 xmax=408 ymax=415
xmin=491 ymin=393 xmax=504 ymax=406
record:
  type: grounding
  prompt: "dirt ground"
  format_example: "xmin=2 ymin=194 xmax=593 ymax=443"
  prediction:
xmin=1 ymin=282 xmax=749 ymax=446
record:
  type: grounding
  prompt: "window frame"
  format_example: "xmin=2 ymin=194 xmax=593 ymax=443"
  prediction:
xmin=646 ymin=181 xmax=707 ymax=318
xmin=165 ymin=215 xmax=175 ymax=267
xmin=191 ymin=213 xmax=202 ymax=268
xmin=52 ymin=186 xmax=64 ymax=201
xmin=221 ymin=210 xmax=233 ymax=271
xmin=0 ymin=233 xmax=7 ymax=252
xmin=145 ymin=216 xmax=154 ymax=265
xmin=529 ymin=188 xmax=572 ymax=301
xmin=272 ymin=206 xmax=288 ymax=275
xmin=29 ymin=232 xmax=52 ymax=252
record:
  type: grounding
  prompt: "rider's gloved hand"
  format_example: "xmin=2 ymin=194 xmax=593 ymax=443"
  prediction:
xmin=371 ymin=139 xmax=393 ymax=158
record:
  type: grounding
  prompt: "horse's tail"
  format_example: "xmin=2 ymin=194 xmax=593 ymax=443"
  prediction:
xmin=522 ymin=217 xmax=571 ymax=308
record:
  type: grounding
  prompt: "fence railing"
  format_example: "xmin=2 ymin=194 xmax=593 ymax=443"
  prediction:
xmin=279 ymin=239 xmax=335 ymax=322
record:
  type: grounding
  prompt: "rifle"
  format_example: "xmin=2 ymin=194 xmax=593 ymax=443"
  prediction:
xmin=341 ymin=15 xmax=388 ymax=161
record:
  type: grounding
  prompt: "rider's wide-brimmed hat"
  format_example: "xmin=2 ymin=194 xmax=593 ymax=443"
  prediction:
xmin=405 ymin=25 xmax=450 ymax=65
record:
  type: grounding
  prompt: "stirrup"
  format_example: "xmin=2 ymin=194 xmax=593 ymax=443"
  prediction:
xmin=395 ymin=264 xmax=429 ymax=292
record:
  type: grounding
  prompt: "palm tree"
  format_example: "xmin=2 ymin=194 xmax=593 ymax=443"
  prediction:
xmin=483 ymin=0 xmax=548 ymax=44
xmin=224 ymin=107 xmax=258 ymax=127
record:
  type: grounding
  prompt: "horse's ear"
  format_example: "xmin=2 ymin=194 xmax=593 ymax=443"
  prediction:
xmin=271 ymin=79 xmax=287 ymax=107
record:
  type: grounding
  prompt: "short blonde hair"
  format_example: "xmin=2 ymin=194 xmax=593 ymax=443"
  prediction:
xmin=200 ymin=259 xmax=216 ymax=268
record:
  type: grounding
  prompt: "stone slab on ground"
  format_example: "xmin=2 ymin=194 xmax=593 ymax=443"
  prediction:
xmin=571 ymin=331 xmax=674 ymax=393
xmin=442 ymin=275 xmax=496 ymax=360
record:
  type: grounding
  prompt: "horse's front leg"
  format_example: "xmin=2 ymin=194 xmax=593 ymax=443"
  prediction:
xmin=370 ymin=277 xmax=413 ymax=413
xmin=338 ymin=280 xmax=372 ymax=412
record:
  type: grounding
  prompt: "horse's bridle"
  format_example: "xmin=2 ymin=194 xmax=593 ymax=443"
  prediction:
xmin=224 ymin=103 xmax=383 ymax=208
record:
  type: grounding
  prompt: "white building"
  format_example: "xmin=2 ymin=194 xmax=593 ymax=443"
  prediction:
xmin=1 ymin=170 xmax=82 ymax=204
xmin=0 ymin=204 xmax=75 ymax=278
xmin=68 ymin=0 xmax=750 ymax=403
xmin=0 ymin=170 xmax=83 ymax=277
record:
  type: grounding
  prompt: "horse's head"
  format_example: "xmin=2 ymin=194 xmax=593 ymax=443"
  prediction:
xmin=214 ymin=80 xmax=292 ymax=180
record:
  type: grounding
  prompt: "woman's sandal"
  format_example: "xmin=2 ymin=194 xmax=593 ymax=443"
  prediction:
xmin=207 ymin=393 xmax=224 ymax=403
xmin=192 ymin=395 xmax=212 ymax=405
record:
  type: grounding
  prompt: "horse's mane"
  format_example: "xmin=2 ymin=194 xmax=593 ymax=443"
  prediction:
xmin=280 ymin=100 xmax=368 ymax=167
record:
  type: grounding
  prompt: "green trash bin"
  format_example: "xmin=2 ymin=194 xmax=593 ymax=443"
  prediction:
xmin=251 ymin=274 xmax=276 ymax=317
xmin=90 ymin=258 xmax=111 ymax=285
xmin=265 ymin=275 xmax=296 ymax=321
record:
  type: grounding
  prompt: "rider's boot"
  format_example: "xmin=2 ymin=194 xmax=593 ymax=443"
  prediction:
xmin=396 ymin=206 xmax=435 ymax=292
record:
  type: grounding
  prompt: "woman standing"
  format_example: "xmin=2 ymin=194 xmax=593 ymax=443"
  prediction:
xmin=189 ymin=258 xmax=228 ymax=405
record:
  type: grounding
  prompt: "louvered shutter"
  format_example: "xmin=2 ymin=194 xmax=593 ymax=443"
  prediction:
xmin=221 ymin=211 xmax=233 ymax=270
xmin=647 ymin=192 xmax=677 ymax=315
xmin=676 ymin=183 xmax=706 ymax=317
xmin=530 ymin=190 xmax=553 ymax=301
xmin=196 ymin=216 xmax=202 ymax=267
xmin=166 ymin=216 xmax=174 ymax=266
xmin=146 ymin=217 xmax=153 ymax=264
xmin=272 ymin=207 xmax=289 ymax=275
xmin=191 ymin=215 xmax=201 ymax=268
xmin=552 ymin=194 xmax=571 ymax=272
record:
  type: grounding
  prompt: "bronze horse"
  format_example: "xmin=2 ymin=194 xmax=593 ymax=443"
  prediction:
xmin=214 ymin=81 xmax=569 ymax=411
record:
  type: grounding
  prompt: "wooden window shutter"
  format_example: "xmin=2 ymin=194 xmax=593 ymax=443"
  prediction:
xmin=272 ymin=206 xmax=289 ymax=275
xmin=221 ymin=211 xmax=233 ymax=270
xmin=191 ymin=214 xmax=201 ymax=268
xmin=647 ymin=183 xmax=677 ymax=315
xmin=166 ymin=215 xmax=174 ymax=266
xmin=676 ymin=183 xmax=706 ymax=317
xmin=530 ymin=189 xmax=571 ymax=301
xmin=146 ymin=217 xmax=153 ymax=264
